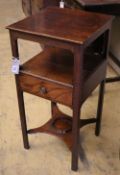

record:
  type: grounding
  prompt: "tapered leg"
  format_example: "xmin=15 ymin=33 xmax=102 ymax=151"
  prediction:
xmin=15 ymin=76 xmax=30 ymax=149
xmin=71 ymin=46 xmax=83 ymax=171
xmin=9 ymin=32 xmax=29 ymax=149
xmin=72 ymin=108 xmax=81 ymax=171
xmin=95 ymin=80 xmax=105 ymax=136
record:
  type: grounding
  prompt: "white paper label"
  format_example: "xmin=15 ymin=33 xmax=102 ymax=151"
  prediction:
xmin=11 ymin=58 xmax=20 ymax=74
xmin=60 ymin=1 xmax=64 ymax=8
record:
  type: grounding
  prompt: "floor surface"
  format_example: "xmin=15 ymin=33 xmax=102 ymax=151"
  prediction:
xmin=0 ymin=0 xmax=120 ymax=175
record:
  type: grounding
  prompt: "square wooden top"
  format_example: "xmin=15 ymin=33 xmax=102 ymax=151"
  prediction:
xmin=7 ymin=7 xmax=113 ymax=44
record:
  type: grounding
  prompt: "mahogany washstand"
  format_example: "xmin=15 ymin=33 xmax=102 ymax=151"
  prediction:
xmin=7 ymin=7 xmax=113 ymax=171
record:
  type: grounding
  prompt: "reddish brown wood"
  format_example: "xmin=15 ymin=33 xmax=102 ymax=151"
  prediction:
xmin=7 ymin=7 xmax=113 ymax=171
xmin=9 ymin=32 xmax=30 ymax=149
xmin=7 ymin=7 xmax=113 ymax=45
xmin=19 ymin=47 xmax=73 ymax=106
xmin=18 ymin=46 xmax=108 ymax=107
xmin=28 ymin=103 xmax=96 ymax=150
xmin=28 ymin=105 xmax=73 ymax=150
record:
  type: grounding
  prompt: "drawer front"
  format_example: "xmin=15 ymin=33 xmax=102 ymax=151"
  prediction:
xmin=19 ymin=74 xmax=72 ymax=107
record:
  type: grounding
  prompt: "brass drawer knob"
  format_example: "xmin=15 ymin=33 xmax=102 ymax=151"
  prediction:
xmin=40 ymin=86 xmax=47 ymax=95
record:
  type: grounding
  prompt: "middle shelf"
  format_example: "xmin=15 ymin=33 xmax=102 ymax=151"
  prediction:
xmin=19 ymin=47 xmax=106 ymax=107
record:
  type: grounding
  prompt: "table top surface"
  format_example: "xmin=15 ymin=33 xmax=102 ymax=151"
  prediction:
xmin=76 ymin=0 xmax=120 ymax=6
xmin=7 ymin=7 xmax=113 ymax=45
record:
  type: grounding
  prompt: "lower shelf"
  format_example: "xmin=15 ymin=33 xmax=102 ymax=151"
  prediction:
xmin=28 ymin=104 xmax=97 ymax=150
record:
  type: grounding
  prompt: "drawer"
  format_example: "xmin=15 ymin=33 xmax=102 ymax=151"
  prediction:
xmin=19 ymin=73 xmax=73 ymax=107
